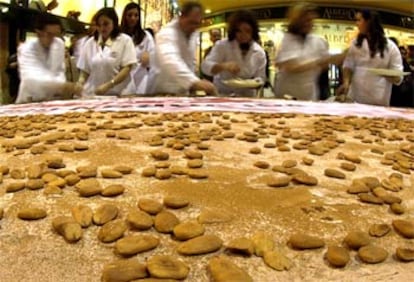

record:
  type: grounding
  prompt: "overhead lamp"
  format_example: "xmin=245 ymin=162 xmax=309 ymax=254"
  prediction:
xmin=205 ymin=9 xmax=211 ymax=14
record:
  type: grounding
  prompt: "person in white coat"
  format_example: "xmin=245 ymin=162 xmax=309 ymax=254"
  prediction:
xmin=77 ymin=7 xmax=137 ymax=97
xmin=337 ymin=10 xmax=403 ymax=106
xmin=16 ymin=13 xmax=81 ymax=104
xmin=274 ymin=3 xmax=345 ymax=101
xmin=73 ymin=15 xmax=97 ymax=65
xmin=201 ymin=10 xmax=266 ymax=97
xmin=147 ymin=1 xmax=216 ymax=96
xmin=120 ymin=2 xmax=155 ymax=95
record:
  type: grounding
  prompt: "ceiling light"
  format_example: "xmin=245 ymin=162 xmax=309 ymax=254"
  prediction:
xmin=205 ymin=9 xmax=211 ymax=14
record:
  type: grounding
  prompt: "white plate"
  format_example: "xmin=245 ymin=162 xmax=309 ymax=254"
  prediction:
xmin=92 ymin=95 xmax=118 ymax=100
xmin=195 ymin=91 xmax=206 ymax=96
xmin=222 ymin=79 xmax=263 ymax=89
xmin=366 ymin=68 xmax=411 ymax=77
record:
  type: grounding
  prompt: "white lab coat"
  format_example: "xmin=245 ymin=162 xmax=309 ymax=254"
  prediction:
xmin=201 ymin=39 xmax=267 ymax=97
xmin=16 ymin=37 xmax=66 ymax=104
xmin=274 ymin=33 xmax=329 ymax=101
xmin=73 ymin=35 xmax=90 ymax=64
xmin=126 ymin=30 xmax=155 ymax=94
xmin=343 ymin=38 xmax=403 ymax=106
xmin=147 ymin=19 xmax=199 ymax=95
xmin=77 ymin=33 xmax=137 ymax=96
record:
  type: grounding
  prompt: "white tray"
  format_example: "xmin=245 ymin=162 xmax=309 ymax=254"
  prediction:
xmin=222 ymin=79 xmax=263 ymax=89
xmin=366 ymin=68 xmax=411 ymax=77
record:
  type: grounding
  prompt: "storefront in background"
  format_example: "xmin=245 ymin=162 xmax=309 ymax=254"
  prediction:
xmin=0 ymin=0 xmax=173 ymax=29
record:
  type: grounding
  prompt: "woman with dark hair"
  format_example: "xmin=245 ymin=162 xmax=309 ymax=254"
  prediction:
xmin=77 ymin=7 xmax=137 ymax=97
xmin=337 ymin=9 xmax=403 ymax=106
xmin=201 ymin=10 xmax=266 ymax=97
xmin=274 ymin=2 xmax=344 ymax=101
xmin=389 ymin=38 xmax=413 ymax=107
xmin=120 ymin=2 xmax=155 ymax=94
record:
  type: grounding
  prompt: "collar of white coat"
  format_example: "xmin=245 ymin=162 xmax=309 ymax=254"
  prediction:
xmin=97 ymin=35 xmax=113 ymax=47
xmin=230 ymin=40 xmax=262 ymax=52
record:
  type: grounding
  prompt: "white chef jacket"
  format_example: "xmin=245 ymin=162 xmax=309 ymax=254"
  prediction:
xmin=16 ymin=37 xmax=66 ymax=104
xmin=274 ymin=33 xmax=329 ymax=101
xmin=343 ymin=38 xmax=403 ymax=106
xmin=126 ymin=30 xmax=155 ymax=94
xmin=77 ymin=33 xmax=137 ymax=96
xmin=73 ymin=35 xmax=89 ymax=64
xmin=201 ymin=39 xmax=267 ymax=97
xmin=147 ymin=19 xmax=200 ymax=95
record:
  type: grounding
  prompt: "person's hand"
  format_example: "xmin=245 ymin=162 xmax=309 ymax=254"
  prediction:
xmin=73 ymin=83 xmax=83 ymax=98
xmin=95 ymin=82 xmax=112 ymax=95
xmin=382 ymin=75 xmax=401 ymax=84
xmin=191 ymin=79 xmax=218 ymax=96
xmin=223 ymin=62 xmax=240 ymax=75
xmin=140 ymin=52 xmax=150 ymax=67
xmin=336 ymin=83 xmax=349 ymax=96
xmin=61 ymin=82 xmax=82 ymax=99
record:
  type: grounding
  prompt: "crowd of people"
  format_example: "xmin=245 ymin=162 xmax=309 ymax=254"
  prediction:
xmin=10 ymin=1 xmax=413 ymax=108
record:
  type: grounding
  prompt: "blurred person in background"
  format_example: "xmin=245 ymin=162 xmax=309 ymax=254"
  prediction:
xmin=389 ymin=39 xmax=413 ymax=107
xmin=77 ymin=7 xmax=136 ymax=97
xmin=337 ymin=9 xmax=403 ymax=106
xmin=73 ymin=14 xmax=97 ymax=64
xmin=204 ymin=28 xmax=222 ymax=58
xmin=201 ymin=10 xmax=266 ymax=97
xmin=16 ymin=13 xmax=81 ymax=103
xmin=273 ymin=2 xmax=345 ymax=101
xmin=147 ymin=1 xmax=217 ymax=96
xmin=201 ymin=28 xmax=221 ymax=81
xmin=5 ymin=53 xmax=19 ymax=103
xmin=67 ymin=16 xmax=97 ymax=83
xmin=121 ymin=2 xmax=155 ymax=95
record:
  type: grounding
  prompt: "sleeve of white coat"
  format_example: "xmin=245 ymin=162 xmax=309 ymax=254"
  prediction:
xmin=387 ymin=40 xmax=404 ymax=85
xmin=121 ymin=36 xmax=138 ymax=68
xmin=55 ymin=39 xmax=66 ymax=81
xmin=77 ymin=38 xmax=91 ymax=74
xmin=155 ymin=29 xmax=199 ymax=90
xmin=253 ymin=49 xmax=267 ymax=82
xmin=275 ymin=34 xmax=298 ymax=64
xmin=320 ymin=38 xmax=329 ymax=58
xmin=201 ymin=41 xmax=225 ymax=76
xmin=143 ymin=31 xmax=155 ymax=67
xmin=18 ymin=42 xmax=56 ymax=81
xmin=343 ymin=42 xmax=356 ymax=70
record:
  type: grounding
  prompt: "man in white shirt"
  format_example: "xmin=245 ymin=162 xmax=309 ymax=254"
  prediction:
xmin=147 ymin=1 xmax=217 ymax=96
xmin=16 ymin=13 xmax=81 ymax=103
